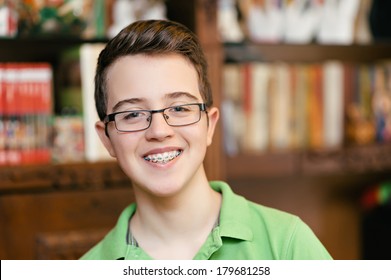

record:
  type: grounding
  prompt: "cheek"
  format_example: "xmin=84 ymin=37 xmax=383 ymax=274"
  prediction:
xmin=110 ymin=133 xmax=139 ymax=157
xmin=184 ymin=125 xmax=209 ymax=150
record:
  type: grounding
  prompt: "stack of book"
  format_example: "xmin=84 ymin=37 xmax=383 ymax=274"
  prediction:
xmin=0 ymin=63 xmax=52 ymax=165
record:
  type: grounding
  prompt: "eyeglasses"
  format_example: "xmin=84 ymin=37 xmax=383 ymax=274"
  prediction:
xmin=104 ymin=103 xmax=207 ymax=133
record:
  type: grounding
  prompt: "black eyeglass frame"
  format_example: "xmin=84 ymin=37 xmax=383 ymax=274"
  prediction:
xmin=103 ymin=103 xmax=208 ymax=136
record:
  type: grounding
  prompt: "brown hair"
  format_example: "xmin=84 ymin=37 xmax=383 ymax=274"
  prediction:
xmin=95 ymin=19 xmax=212 ymax=120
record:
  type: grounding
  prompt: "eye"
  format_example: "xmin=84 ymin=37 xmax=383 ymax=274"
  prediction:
xmin=119 ymin=111 xmax=148 ymax=122
xmin=124 ymin=112 xmax=142 ymax=119
xmin=170 ymin=105 xmax=191 ymax=112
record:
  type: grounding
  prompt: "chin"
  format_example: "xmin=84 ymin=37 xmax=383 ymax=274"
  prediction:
xmin=145 ymin=183 xmax=185 ymax=198
xmin=132 ymin=176 xmax=185 ymax=198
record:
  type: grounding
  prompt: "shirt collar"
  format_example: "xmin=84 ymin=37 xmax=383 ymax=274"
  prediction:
xmin=105 ymin=181 xmax=254 ymax=260
xmin=101 ymin=204 xmax=136 ymax=260
xmin=210 ymin=181 xmax=254 ymax=242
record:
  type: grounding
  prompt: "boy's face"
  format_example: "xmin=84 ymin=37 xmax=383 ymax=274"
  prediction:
xmin=96 ymin=53 xmax=219 ymax=198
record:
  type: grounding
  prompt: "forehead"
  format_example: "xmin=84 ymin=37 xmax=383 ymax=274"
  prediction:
xmin=105 ymin=54 xmax=201 ymax=108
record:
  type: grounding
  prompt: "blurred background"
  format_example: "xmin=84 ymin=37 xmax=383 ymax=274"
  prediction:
xmin=0 ymin=0 xmax=390 ymax=260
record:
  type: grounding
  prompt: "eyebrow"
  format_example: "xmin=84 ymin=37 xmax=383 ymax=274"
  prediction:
xmin=165 ymin=91 xmax=200 ymax=102
xmin=111 ymin=98 xmax=145 ymax=112
xmin=111 ymin=92 xmax=200 ymax=112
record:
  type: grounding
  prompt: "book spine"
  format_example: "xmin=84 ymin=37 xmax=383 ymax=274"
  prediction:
xmin=308 ymin=63 xmax=324 ymax=150
xmin=323 ymin=61 xmax=344 ymax=149
xmin=0 ymin=63 xmax=5 ymax=165
xmin=241 ymin=63 xmax=252 ymax=152
xmin=221 ymin=60 xmax=388 ymax=154
xmin=222 ymin=64 xmax=242 ymax=156
xmin=250 ymin=62 xmax=270 ymax=152
xmin=270 ymin=63 xmax=291 ymax=150
xmin=4 ymin=63 xmax=21 ymax=165
xmin=35 ymin=63 xmax=53 ymax=164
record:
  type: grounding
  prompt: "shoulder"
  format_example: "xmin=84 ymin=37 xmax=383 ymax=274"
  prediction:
xmin=80 ymin=204 xmax=136 ymax=260
xmin=212 ymin=181 xmax=332 ymax=259
xmin=246 ymin=199 xmax=332 ymax=259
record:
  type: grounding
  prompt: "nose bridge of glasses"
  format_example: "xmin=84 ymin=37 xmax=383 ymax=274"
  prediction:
xmin=149 ymin=108 xmax=170 ymax=124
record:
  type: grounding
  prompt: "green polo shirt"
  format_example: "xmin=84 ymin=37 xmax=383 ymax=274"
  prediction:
xmin=81 ymin=181 xmax=332 ymax=260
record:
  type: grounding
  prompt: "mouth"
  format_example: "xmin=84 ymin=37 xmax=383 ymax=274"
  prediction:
xmin=143 ymin=149 xmax=182 ymax=164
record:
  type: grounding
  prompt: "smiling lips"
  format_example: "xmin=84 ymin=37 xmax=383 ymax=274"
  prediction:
xmin=144 ymin=150 xmax=182 ymax=164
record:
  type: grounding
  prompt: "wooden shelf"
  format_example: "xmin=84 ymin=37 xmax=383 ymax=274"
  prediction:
xmin=226 ymin=144 xmax=391 ymax=180
xmin=224 ymin=42 xmax=391 ymax=63
xmin=0 ymin=37 xmax=108 ymax=62
xmin=0 ymin=161 xmax=130 ymax=194
xmin=226 ymin=152 xmax=300 ymax=179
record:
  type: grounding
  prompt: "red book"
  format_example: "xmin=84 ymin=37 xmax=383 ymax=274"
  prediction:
xmin=0 ymin=63 xmax=6 ymax=165
xmin=3 ymin=63 xmax=21 ymax=165
xmin=34 ymin=63 xmax=53 ymax=164
xmin=241 ymin=63 xmax=252 ymax=151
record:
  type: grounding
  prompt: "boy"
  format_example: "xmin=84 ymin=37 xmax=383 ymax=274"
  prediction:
xmin=81 ymin=20 xmax=332 ymax=260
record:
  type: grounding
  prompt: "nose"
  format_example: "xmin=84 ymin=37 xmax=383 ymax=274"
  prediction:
xmin=144 ymin=111 xmax=174 ymax=141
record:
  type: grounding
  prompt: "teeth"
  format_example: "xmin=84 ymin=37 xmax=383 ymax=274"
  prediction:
xmin=144 ymin=150 xmax=181 ymax=164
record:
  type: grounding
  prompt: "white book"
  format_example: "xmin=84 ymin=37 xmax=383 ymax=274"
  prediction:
xmin=80 ymin=43 xmax=113 ymax=162
xmin=249 ymin=63 xmax=270 ymax=151
xmin=323 ymin=61 xmax=344 ymax=148
xmin=270 ymin=63 xmax=291 ymax=150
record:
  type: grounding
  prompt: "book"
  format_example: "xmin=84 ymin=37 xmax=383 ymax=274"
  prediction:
xmin=0 ymin=63 xmax=5 ymax=164
xmin=33 ymin=63 xmax=53 ymax=164
xmin=323 ymin=61 xmax=344 ymax=149
xmin=292 ymin=63 xmax=310 ymax=150
xmin=372 ymin=61 xmax=391 ymax=143
xmin=221 ymin=63 xmax=242 ymax=156
xmin=221 ymin=59 xmax=389 ymax=155
xmin=0 ymin=1 xmax=18 ymax=37
xmin=0 ymin=62 xmax=53 ymax=166
xmin=3 ymin=63 xmax=20 ymax=165
xmin=269 ymin=62 xmax=291 ymax=151
xmin=52 ymin=115 xmax=85 ymax=163
xmin=250 ymin=63 xmax=270 ymax=152
xmin=79 ymin=43 xmax=112 ymax=162
xmin=308 ymin=63 xmax=324 ymax=150
xmin=241 ymin=63 xmax=252 ymax=152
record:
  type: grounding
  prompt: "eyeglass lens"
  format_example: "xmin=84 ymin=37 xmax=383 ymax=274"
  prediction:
xmin=114 ymin=104 xmax=203 ymax=132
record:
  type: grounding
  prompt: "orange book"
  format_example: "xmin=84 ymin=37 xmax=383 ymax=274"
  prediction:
xmin=308 ymin=64 xmax=324 ymax=150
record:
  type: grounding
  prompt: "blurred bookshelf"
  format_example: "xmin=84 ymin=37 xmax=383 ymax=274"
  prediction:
xmin=0 ymin=0 xmax=221 ymax=260
xmin=219 ymin=0 xmax=391 ymax=260
xmin=222 ymin=43 xmax=391 ymax=181
xmin=1 ymin=0 xmax=391 ymax=260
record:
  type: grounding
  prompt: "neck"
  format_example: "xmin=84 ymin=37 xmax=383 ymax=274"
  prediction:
xmin=130 ymin=169 xmax=221 ymax=259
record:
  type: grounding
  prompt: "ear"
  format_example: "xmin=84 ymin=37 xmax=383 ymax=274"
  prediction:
xmin=206 ymin=107 xmax=220 ymax=146
xmin=95 ymin=121 xmax=117 ymax=157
